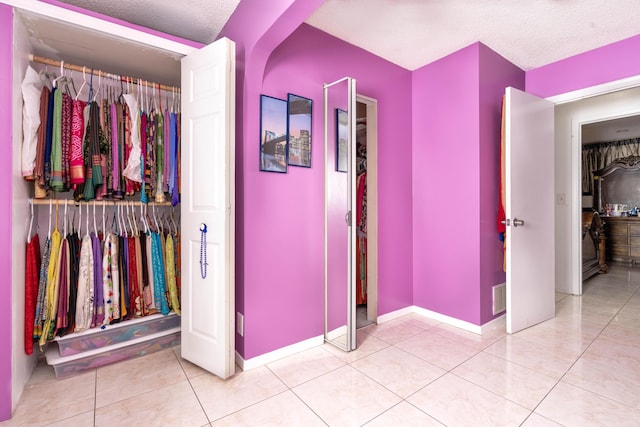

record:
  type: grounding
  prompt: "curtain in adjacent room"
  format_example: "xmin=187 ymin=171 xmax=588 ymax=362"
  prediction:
xmin=582 ymin=138 xmax=640 ymax=194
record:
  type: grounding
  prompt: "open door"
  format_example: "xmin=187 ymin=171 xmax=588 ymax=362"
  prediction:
xmin=504 ymin=87 xmax=555 ymax=334
xmin=180 ymin=37 xmax=235 ymax=378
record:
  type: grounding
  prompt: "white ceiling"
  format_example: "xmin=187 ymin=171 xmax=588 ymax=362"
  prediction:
xmin=56 ymin=0 xmax=640 ymax=72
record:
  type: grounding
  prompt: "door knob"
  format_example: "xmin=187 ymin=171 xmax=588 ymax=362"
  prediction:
xmin=513 ymin=218 xmax=525 ymax=227
xmin=500 ymin=219 xmax=510 ymax=226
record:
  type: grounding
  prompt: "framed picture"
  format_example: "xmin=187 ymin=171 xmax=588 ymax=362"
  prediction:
xmin=336 ymin=108 xmax=348 ymax=172
xmin=287 ymin=94 xmax=312 ymax=167
xmin=260 ymin=95 xmax=288 ymax=173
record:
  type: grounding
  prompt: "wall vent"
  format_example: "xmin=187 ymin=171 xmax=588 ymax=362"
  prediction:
xmin=493 ymin=283 xmax=506 ymax=315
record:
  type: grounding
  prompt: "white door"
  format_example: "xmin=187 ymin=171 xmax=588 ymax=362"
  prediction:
xmin=504 ymin=87 xmax=555 ymax=334
xmin=180 ymin=37 xmax=236 ymax=378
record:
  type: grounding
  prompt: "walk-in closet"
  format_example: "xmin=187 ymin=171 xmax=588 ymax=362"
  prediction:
xmin=9 ymin=1 xmax=236 ymax=389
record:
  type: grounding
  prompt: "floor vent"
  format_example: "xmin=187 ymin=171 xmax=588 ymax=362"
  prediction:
xmin=493 ymin=283 xmax=506 ymax=315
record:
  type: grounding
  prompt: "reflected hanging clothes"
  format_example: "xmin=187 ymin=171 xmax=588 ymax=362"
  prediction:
xmin=39 ymin=227 xmax=62 ymax=349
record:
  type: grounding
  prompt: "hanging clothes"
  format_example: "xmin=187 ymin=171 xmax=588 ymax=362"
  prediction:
xmin=61 ymin=93 xmax=72 ymax=189
xmin=70 ymin=99 xmax=87 ymax=186
xmin=54 ymin=237 xmax=70 ymax=335
xmin=39 ymin=227 xmax=62 ymax=349
xmin=151 ymin=232 xmax=169 ymax=315
xmin=91 ymin=231 xmax=105 ymax=327
xmin=122 ymin=93 xmax=142 ymax=184
xmin=165 ymin=233 xmax=180 ymax=315
xmin=49 ymin=88 xmax=64 ymax=192
xmin=102 ymin=232 xmax=120 ymax=324
xmin=75 ymin=233 xmax=94 ymax=332
xmin=33 ymin=236 xmax=51 ymax=341
xmin=65 ymin=230 xmax=80 ymax=334
xmin=24 ymin=233 xmax=41 ymax=355
xmin=21 ymin=66 xmax=44 ymax=179
xmin=34 ymin=86 xmax=51 ymax=190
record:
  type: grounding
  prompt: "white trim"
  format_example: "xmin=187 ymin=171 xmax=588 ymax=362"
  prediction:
xmin=479 ymin=314 xmax=505 ymax=333
xmin=234 ymin=335 xmax=324 ymax=371
xmin=377 ymin=305 xmax=502 ymax=335
xmin=547 ymin=74 xmax=640 ymax=105
xmin=413 ymin=306 xmax=483 ymax=334
xmin=376 ymin=306 xmax=414 ymax=324
xmin=4 ymin=0 xmax=197 ymax=56
xmin=326 ymin=325 xmax=347 ymax=342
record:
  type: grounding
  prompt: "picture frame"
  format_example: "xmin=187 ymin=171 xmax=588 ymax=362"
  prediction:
xmin=260 ymin=95 xmax=288 ymax=173
xmin=336 ymin=108 xmax=348 ymax=172
xmin=287 ymin=93 xmax=312 ymax=167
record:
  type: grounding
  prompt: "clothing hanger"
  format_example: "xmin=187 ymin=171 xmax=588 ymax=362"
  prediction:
xmin=92 ymin=71 xmax=101 ymax=103
xmin=170 ymin=208 xmax=178 ymax=235
xmin=78 ymin=200 xmax=82 ymax=237
xmin=47 ymin=199 xmax=52 ymax=239
xmin=130 ymin=202 xmax=139 ymax=236
xmin=75 ymin=66 xmax=87 ymax=101
xmin=152 ymin=204 xmax=159 ymax=233
xmin=63 ymin=200 xmax=68 ymax=237
xmin=140 ymin=203 xmax=149 ymax=234
xmin=54 ymin=199 xmax=59 ymax=232
xmin=102 ymin=202 xmax=106 ymax=235
xmin=52 ymin=60 xmax=65 ymax=88
xmin=85 ymin=202 xmax=90 ymax=238
xmin=27 ymin=199 xmax=34 ymax=244
xmin=126 ymin=201 xmax=134 ymax=237
xmin=93 ymin=201 xmax=98 ymax=235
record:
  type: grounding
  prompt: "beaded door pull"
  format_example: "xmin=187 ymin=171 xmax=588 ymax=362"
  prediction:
xmin=200 ymin=223 xmax=208 ymax=279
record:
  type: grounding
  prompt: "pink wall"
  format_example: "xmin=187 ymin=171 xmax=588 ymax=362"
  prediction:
xmin=526 ymin=34 xmax=640 ymax=98
xmin=478 ymin=44 xmax=524 ymax=324
xmin=0 ymin=4 xmax=13 ymax=421
xmin=412 ymin=43 xmax=523 ymax=325
xmin=225 ymin=18 xmax=413 ymax=358
xmin=412 ymin=44 xmax=482 ymax=324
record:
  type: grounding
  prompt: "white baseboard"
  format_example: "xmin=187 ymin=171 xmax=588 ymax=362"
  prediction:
xmin=326 ymin=325 xmax=347 ymax=341
xmin=235 ymin=335 xmax=324 ymax=371
xmin=235 ymin=308 xmax=506 ymax=371
xmin=379 ymin=305 xmax=503 ymax=335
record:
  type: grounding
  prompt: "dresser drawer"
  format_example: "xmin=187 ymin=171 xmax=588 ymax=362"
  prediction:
xmin=608 ymin=223 xmax=630 ymax=236
xmin=610 ymin=245 xmax=629 ymax=258
xmin=630 ymin=224 xmax=640 ymax=236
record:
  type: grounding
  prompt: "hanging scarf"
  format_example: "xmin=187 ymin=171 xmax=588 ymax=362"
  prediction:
xmin=165 ymin=233 xmax=180 ymax=315
xmin=127 ymin=236 xmax=141 ymax=317
xmin=42 ymin=87 xmax=56 ymax=188
xmin=164 ymin=109 xmax=171 ymax=193
xmin=74 ymin=233 xmax=94 ymax=332
xmin=24 ymin=233 xmax=41 ymax=355
xmin=34 ymin=87 xmax=51 ymax=187
xmin=49 ymin=88 xmax=64 ymax=191
xmin=70 ymin=99 xmax=87 ymax=186
xmin=102 ymin=232 xmax=120 ymax=324
xmin=54 ymin=238 xmax=70 ymax=335
xmin=65 ymin=231 xmax=80 ymax=334
xmin=61 ymin=93 xmax=72 ymax=189
xmin=118 ymin=235 xmax=129 ymax=319
xmin=155 ymin=111 xmax=165 ymax=202
xmin=83 ymin=101 xmax=103 ymax=201
xmin=122 ymin=93 xmax=142 ymax=184
xmin=151 ymin=232 xmax=169 ymax=315
xmin=91 ymin=232 xmax=105 ymax=327
xmin=39 ymin=228 xmax=62 ymax=349
xmin=145 ymin=233 xmax=155 ymax=311
xmin=33 ymin=237 xmax=51 ymax=341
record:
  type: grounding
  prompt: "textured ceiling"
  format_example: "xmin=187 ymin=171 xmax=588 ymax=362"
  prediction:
xmin=58 ymin=0 xmax=640 ymax=71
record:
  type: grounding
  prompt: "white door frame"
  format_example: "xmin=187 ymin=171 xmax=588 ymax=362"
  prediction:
xmin=548 ymin=74 xmax=640 ymax=295
xmin=356 ymin=94 xmax=378 ymax=324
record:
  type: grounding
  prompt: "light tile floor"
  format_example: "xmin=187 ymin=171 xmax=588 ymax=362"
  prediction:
xmin=3 ymin=264 xmax=640 ymax=426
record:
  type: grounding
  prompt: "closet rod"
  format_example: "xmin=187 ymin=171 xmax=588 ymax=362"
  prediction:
xmin=31 ymin=199 xmax=174 ymax=207
xmin=28 ymin=54 xmax=180 ymax=93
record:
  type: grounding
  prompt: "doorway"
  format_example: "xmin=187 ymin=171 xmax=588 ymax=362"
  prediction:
xmin=552 ymin=82 xmax=640 ymax=296
xmin=355 ymin=96 xmax=378 ymax=329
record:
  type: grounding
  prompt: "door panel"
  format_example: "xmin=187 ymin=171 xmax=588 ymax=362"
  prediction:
xmin=324 ymin=77 xmax=357 ymax=351
xmin=505 ymin=87 xmax=555 ymax=334
xmin=180 ymin=37 xmax=235 ymax=378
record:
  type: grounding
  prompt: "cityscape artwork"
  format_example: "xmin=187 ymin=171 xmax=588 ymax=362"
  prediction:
xmin=260 ymin=95 xmax=288 ymax=173
xmin=287 ymin=94 xmax=312 ymax=167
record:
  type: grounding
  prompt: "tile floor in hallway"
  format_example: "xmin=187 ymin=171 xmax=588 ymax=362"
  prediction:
xmin=3 ymin=264 xmax=640 ymax=426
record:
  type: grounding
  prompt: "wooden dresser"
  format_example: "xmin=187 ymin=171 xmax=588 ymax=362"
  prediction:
xmin=604 ymin=216 xmax=640 ymax=264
